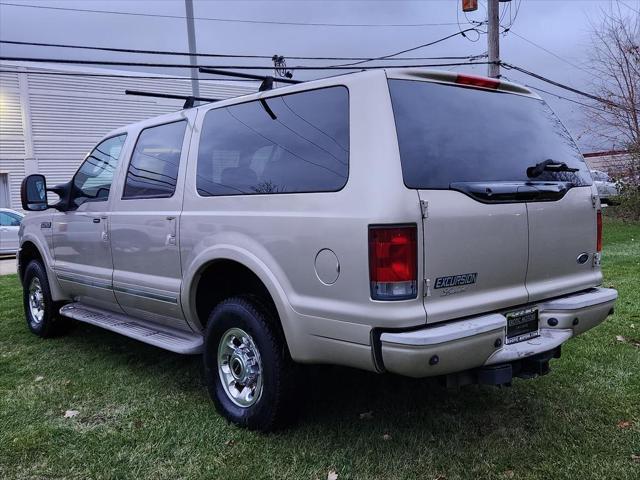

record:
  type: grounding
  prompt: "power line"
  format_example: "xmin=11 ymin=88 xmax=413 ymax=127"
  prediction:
xmin=328 ymin=27 xmax=484 ymax=68
xmin=505 ymin=30 xmax=597 ymax=79
xmin=0 ymin=56 xmax=490 ymax=70
xmin=0 ymin=2 xmax=467 ymax=27
xmin=503 ymin=62 xmax=637 ymax=112
xmin=0 ymin=39 xmax=480 ymax=62
xmin=0 ymin=69 xmax=257 ymax=81
xmin=526 ymin=84 xmax=612 ymax=115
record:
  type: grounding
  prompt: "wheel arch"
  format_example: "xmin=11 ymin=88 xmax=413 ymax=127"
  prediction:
xmin=183 ymin=246 xmax=295 ymax=347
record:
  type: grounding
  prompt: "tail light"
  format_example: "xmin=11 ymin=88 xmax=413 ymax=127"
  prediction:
xmin=455 ymin=73 xmax=500 ymax=90
xmin=369 ymin=225 xmax=417 ymax=300
xmin=597 ymin=210 xmax=602 ymax=252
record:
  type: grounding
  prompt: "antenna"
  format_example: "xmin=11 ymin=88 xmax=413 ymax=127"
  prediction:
xmin=198 ymin=67 xmax=302 ymax=92
xmin=125 ymin=89 xmax=219 ymax=109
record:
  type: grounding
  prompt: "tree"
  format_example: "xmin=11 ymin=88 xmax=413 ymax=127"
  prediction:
xmin=584 ymin=5 xmax=639 ymax=152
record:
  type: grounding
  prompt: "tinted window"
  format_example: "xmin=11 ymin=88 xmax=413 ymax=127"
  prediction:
xmin=73 ymin=134 xmax=126 ymax=207
xmin=389 ymin=80 xmax=591 ymax=189
xmin=123 ymin=121 xmax=187 ymax=199
xmin=197 ymin=87 xmax=348 ymax=196
xmin=0 ymin=211 xmax=22 ymax=226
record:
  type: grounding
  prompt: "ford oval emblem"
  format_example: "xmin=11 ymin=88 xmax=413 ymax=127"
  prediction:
xmin=577 ymin=253 xmax=590 ymax=264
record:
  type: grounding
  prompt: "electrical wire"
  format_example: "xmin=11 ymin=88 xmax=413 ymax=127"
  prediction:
xmin=0 ymin=39 xmax=479 ymax=62
xmin=504 ymin=30 xmax=597 ymax=79
xmin=327 ymin=27 xmax=485 ymax=68
xmin=526 ymin=84 xmax=612 ymax=115
xmin=503 ymin=62 xmax=637 ymax=112
xmin=0 ymin=56 xmax=491 ymax=70
xmin=0 ymin=69 xmax=257 ymax=81
xmin=0 ymin=2 xmax=468 ymax=27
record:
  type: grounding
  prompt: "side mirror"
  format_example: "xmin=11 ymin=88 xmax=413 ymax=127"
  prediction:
xmin=21 ymin=174 xmax=49 ymax=211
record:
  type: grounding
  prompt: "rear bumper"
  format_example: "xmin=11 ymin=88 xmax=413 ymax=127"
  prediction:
xmin=379 ymin=287 xmax=617 ymax=378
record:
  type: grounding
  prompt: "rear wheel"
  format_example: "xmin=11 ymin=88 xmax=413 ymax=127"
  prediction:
xmin=203 ymin=296 xmax=295 ymax=431
xmin=23 ymin=260 xmax=69 ymax=337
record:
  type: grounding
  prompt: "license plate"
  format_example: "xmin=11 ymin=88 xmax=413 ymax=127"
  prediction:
xmin=505 ymin=307 xmax=539 ymax=345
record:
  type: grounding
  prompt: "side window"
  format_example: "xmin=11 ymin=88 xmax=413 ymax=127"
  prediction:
xmin=196 ymin=86 xmax=349 ymax=196
xmin=0 ymin=212 xmax=22 ymax=226
xmin=123 ymin=121 xmax=187 ymax=199
xmin=72 ymin=134 xmax=127 ymax=207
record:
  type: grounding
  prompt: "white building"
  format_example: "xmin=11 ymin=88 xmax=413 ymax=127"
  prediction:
xmin=0 ymin=62 xmax=255 ymax=210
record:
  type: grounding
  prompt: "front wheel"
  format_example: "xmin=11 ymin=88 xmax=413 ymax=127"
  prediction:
xmin=23 ymin=260 xmax=69 ymax=337
xmin=203 ymin=296 xmax=295 ymax=431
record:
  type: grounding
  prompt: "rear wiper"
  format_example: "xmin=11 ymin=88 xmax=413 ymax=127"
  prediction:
xmin=527 ymin=159 xmax=579 ymax=178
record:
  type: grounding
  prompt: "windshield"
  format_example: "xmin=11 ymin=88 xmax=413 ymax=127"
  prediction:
xmin=388 ymin=79 xmax=591 ymax=189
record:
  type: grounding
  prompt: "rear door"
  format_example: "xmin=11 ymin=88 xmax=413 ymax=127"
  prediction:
xmin=109 ymin=115 xmax=193 ymax=332
xmin=388 ymin=76 xmax=595 ymax=323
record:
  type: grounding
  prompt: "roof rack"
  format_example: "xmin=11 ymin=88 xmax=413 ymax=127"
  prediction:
xmin=198 ymin=67 xmax=302 ymax=92
xmin=125 ymin=89 xmax=219 ymax=109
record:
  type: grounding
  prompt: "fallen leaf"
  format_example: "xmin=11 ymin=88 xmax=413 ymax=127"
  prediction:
xmin=34 ymin=376 xmax=44 ymax=382
xmin=617 ymin=420 xmax=634 ymax=429
xmin=359 ymin=411 xmax=373 ymax=420
xmin=327 ymin=469 xmax=338 ymax=480
xmin=616 ymin=335 xmax=626 ymax=342
xmin=64 ymin=410 xmax=79 ymax=418
xmin=63 ymin=379 xmax=71 ymax=386
xmin=433 ymin=475 xmax=446 ymax=480
xmin=224 ymin=439 xmax=235 ymax=446
xmin=503 ymin=471 xmax=515 ymax=478
xmin=133 ymin=419 xmax=143 ymax=429
xmin=382 ymin=433 xmax=391 ymax=441
xmin=631 ymin=454 xmax=640 ymax=463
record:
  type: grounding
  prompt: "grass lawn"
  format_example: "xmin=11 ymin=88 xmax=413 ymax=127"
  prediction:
xmin=1 ymin=219 xmax=638 ymax=480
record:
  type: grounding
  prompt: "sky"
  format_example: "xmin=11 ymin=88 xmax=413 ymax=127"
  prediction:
xmin=1 ymin=0 xmax=639 ymax=151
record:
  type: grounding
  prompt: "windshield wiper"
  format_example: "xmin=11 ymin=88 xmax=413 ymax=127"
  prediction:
xmin=527 ymin=159 xmax=579 ymax=178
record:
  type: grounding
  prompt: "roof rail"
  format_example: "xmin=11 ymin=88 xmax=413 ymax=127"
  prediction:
xmin=198 ymin=67 xmax=302 ymax=92
xmin=124 ymin=89 xmax=219 ymax=109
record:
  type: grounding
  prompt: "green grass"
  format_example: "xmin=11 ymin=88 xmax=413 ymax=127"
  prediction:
xmin=1 ymin=219 xmax=639 ymax=480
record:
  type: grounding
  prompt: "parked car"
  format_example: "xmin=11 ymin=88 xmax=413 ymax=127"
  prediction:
xmin=0 ymin=208 xmax=24 ymax=255
xmin=590 ymin=169 xmax=620 ymax=204
xmin=17 ymin=69 xmax=617 ymax=431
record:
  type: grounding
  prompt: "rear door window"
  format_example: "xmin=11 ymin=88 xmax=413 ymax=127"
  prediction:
xmin=123 ymin=121 xmax=187 ymax=199
xmin=388 ymin=79 xmax=591 ymax=189
xmin=196 ymin=86 xmax=349 ymax=196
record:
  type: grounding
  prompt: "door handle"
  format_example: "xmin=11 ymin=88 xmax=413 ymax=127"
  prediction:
xmin=166 ymin=216 xmax=177 ymax=246
xmin=100 ymin=215 xmax=109 ymax=242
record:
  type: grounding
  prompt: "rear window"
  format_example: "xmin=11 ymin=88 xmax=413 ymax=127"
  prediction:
xmin=388 ymin=79 xmax=591 ymax=189
xmin=196 ymin=86 xmax=348 ymax=196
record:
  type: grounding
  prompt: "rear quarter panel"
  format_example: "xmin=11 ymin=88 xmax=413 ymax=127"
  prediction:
xmin=179 ymin=71 xmax=427 ymax=366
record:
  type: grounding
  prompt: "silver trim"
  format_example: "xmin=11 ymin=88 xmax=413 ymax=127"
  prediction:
xmin=112 ymin=285 xmax=178 ymax=304
xmin=56 ymin=273 xmax=112 ymax=290
xmin=56 ymin=272 xmax=178 ymax=304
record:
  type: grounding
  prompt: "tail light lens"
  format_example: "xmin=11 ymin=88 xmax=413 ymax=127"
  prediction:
xmin=597 ymin=210 xmax=602 ymax=252
xmin=455 ymin=73 xmax=500 ymax=90
xmin=369 ymin=225 xmax=417 ymax=300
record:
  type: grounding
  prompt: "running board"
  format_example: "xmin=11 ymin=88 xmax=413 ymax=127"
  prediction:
xmin=59 ymin=303 xmax=203 ymax=354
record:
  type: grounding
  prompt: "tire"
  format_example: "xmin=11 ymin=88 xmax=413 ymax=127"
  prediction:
xmin=23 ymin=260 xmax=69 ymax=337
xmin=203 ymin=295 xmax=295 ymax=431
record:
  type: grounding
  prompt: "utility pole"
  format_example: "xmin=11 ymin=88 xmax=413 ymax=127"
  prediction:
xmin=487 ymin=0 xmax=501 ymax=78
xmin=184 ymin=0 xmax=200 ymax=99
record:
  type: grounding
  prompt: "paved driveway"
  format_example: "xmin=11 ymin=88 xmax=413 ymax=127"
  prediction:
xmin=0 ymin=257 xmax=17 ymax=276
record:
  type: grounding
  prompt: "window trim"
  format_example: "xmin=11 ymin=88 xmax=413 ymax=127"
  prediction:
xmin=71 ymin=133 xmax=128 ymax=205
xmin=122 ymin=119 xmax=188 ymax=201
xmin=195 ymin=85 xmax=350 ymax=198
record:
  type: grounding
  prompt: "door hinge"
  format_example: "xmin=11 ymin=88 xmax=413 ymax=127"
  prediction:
xmin=591 ymin=194 xmax=598 ymax=208
xmin=423 ymin=278 xmax=431 ymax=297
xmin=420 ymin=200 xmax=429 ymax=219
